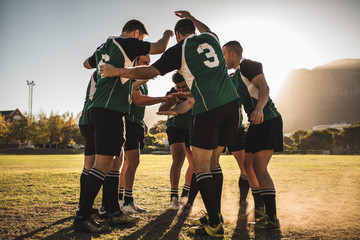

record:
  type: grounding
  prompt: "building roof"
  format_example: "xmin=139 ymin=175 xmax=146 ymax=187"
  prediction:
xmin=0 ymin=110 xmax=16 ymax=116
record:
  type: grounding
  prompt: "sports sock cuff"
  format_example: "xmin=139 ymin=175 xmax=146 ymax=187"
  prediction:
xmin=106 ymin=171 xmax=120 ymax=177
xmin=251 ymin=188 xmax=261 ymax=194
xmin=260 ymin=188 xmax=276 ymax=197
xmin=240 ymin=173 xmax=248 ymax=180
xmin=210 ymin=167 xmax=222 ymax=175
xmin=119 ymin=187 xmax=124 ymax=193
xmin=89 ymin=168 xmax=106 ymax=181
xmin=183 ymin=184 xmax=190 ymax=191
xmin=196 ymin=172 xmax=213 ymax=182
xmin=124 ymin=190 xmax=133 ymax=197
xmin=82 ymin=168 xmax=90 ymax=175
xmin=171 ymin=188 xmax=179 ymax=194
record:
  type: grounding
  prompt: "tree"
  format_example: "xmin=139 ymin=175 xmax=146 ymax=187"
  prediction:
xmin=297 ymin=129 xmax=333 ymax=151
xmin=7 ymin=118 xmax=32 ymax=147
xmin=0 ymin=114 xmax=9 ymax=140
xmin=291 ymin=129 xmax=309 ymax=144
xmin=149 ymin=120 xmax=167 ymax=134
xmin=144 ymin=133 xmax=163 ymax=147
xmin=48 ymin=113 xmax=62 ymax=148
xmin=343 ymin=122 xmax=360 ymax=154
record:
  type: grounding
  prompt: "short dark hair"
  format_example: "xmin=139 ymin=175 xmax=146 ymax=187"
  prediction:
xmin=174 ymin=19 xmax=195 ymax=36
xmin=172 ymin=72 xmax=185 ymax=84
xmin=122 ymin=19 xmax=148 ymax=36
xmin=223 ymin=41 xmax=243 ymax=57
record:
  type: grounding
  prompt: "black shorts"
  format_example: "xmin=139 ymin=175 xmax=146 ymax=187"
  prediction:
xmin=124 ymin=121 xmax=145 ymax=151
xmin=87 ymin=107 xmax=125 ymax=156
xmin=190 ymin=100 xmax=239 ymax=150
xmin=227 ymin=127 xmax=246 ymax=153
xmin=166 ymin=127 xmax=190 ymax=147
xmin=245 ymin=116 xmax=283 ymax=154
xmin=79 ymin=124 xmax=95 ymax=156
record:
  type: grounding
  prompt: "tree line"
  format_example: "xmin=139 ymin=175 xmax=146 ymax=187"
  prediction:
xmin=0 ymin=112 xmax=83 ymax=149
xmin=287 ymin=121 xmax=360 ymax=154
xmin=1 ymin=113 xmax=359 ymax=154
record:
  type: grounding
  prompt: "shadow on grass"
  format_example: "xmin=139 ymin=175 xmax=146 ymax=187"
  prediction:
xmin=231 ymin=204 xmax=250 ymax=240
xmin=14 ymin=216 xmax=99 ymax=240
xmin=121 ymin=209 xmax=179 ymax=240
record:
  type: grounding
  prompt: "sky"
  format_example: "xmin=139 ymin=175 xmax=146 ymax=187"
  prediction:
xmin=1 ymin=0 xmax=359 ymax=120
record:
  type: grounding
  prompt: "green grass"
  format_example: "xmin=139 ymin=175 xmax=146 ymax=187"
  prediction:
xmin=0 ymin=154 xmax=359 ymax=239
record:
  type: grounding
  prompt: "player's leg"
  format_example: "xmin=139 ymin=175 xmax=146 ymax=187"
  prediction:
xmin=192 ymin=146 xmax=221 ymax=226
xmin=232 ymin=149 xmax=249 ymax=205
xmin=210 ymin=146 xmax=225 ymax=214
xmin=169 ymin=142 xmax=186 ymax=209
xmin=77 ymin=124 xmax=96 ymax=213
xmin=244 ymin=153 xmax=264 ymax=218
xmin=119 ymin=156 xmax=126 ymax=204
xmin=180 ymin=146 xmax=194 ymax=202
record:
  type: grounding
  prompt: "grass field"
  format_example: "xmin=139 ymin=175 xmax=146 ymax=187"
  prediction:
xmin=0 ymin=154 xmax=359 ymax=240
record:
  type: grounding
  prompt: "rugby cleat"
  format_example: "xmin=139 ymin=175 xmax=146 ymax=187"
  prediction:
xmin=169 ymin=196 xmax=180 ymax=210
xmin=98 ymin=206 xmax=109 ymax=219
xmin=192 ymin=211 xmax=224 ymax=226
xmin=254 ymin=215 xmax=280 ymax=230
xmin=73 ymin=217 xmax=111 ymax=233
xmin=122 ymin=201 xmax=147 ymax=214
xmin=189 ymin=223 xmax=224 ymax=237
xmin=108 ymin=211 xmax=139 ymax=225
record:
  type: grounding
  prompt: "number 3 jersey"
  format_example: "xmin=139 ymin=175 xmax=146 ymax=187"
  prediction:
xmin=152 ymin=32 xmax=239 ymax=115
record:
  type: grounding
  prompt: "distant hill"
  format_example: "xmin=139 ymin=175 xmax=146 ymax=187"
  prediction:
xmin=275 ymin=58 xmax=360 ymax=134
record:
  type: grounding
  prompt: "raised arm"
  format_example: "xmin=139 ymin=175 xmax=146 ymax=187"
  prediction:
xmin=174 ymin=10 xmax=210 ymax=33
xmin=99 ymin=64 xmax=160 ymax=80
xmin=148 ymin=30 xmax=174 ymax=54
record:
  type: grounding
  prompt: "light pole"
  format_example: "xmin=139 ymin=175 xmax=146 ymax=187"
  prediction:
xmin=26 ymin=80 xmax=35 ymax=118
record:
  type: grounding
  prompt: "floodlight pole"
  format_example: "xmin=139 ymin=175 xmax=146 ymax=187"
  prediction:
xmin=26 ymin=80 xmax=35 ymax=118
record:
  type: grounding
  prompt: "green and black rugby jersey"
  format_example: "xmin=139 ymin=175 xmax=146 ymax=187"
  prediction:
xmin=231 ymin=58 xmax=280 ymax=123
xmin=165 ymin=87 xmax=192 ymax=130
xmin=125 ymin=82 xmax=148 ymax=128
xmin=152 ymin=32 xmax=239 ymax=115
xmin=88 ymin=37 xmax=150 ymax=113
xmin=79 ymin=71 xmax=97 ymax=126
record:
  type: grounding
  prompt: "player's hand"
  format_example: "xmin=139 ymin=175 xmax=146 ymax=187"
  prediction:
xmin=174 ymin=10 xmax=192 ymax=19
xmin=157 ymin=110 xmax=179 ymax=116
xmin=163 ymin=30 xmax=174 ymax=38
xmin=99 ymin=63 xmax=118 ymax=78
xmin=250 ymin=109 xmax=264 ymax=125
xmin=170 ymin=92 xmax=191 ymax=99
xmin=164 ymin=95 xmax=181 ymax=105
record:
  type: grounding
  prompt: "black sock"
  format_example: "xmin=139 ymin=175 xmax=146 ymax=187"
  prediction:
xmin=181 ymin=184 xmax=190 ymax=197
xmin=261 ymin=188 xmax=277 ymax=222
xmin=104 ymin=171 xmax=120 ymax=214
xmin=239 ymin=173 xmax=249 ymax=203
xmin=118 ymin=187 xmax=124 ymax=200
xmin=252 ymin=188 xmax=264 ymax=210
xmin=78 ymin=168 xmax=105 ymax=220
xmin=124 ymin=190 xmax=133 ymax=205
xmin=196 ymin=172 xmax=220 ymax=227
xmin=187 ymin=172 xmax=198 ymax=205
xmin=170 ymin=188 xmax=178 ymax=201
xmin=211 ymin=167 xmax=223 ymax=213
xmin=78 ymin=168 xmax=89 ymax=208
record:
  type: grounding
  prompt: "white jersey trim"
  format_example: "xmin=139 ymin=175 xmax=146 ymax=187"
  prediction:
xmin=179 ymin=35 xmax=209 ymax=112
xmin=238 ymin=59 xmax=259 ymax=100
xmin=110 ymin=36 xmax=133 ymax=85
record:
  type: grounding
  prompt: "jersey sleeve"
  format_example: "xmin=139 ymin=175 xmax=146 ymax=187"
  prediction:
xmin=152 ymin=43 xmax=182 ymax=76
xmin=240 ymin=59 xmax=263 ymax=81
xmin=117 ymin=38 xmax=151 ymax=61
xmin=87 ymin=52 xmax=96 ymax=68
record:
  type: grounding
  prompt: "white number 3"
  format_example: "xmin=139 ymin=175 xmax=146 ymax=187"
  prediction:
xmin=197 ymin=43 xmax=219 ymax=68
